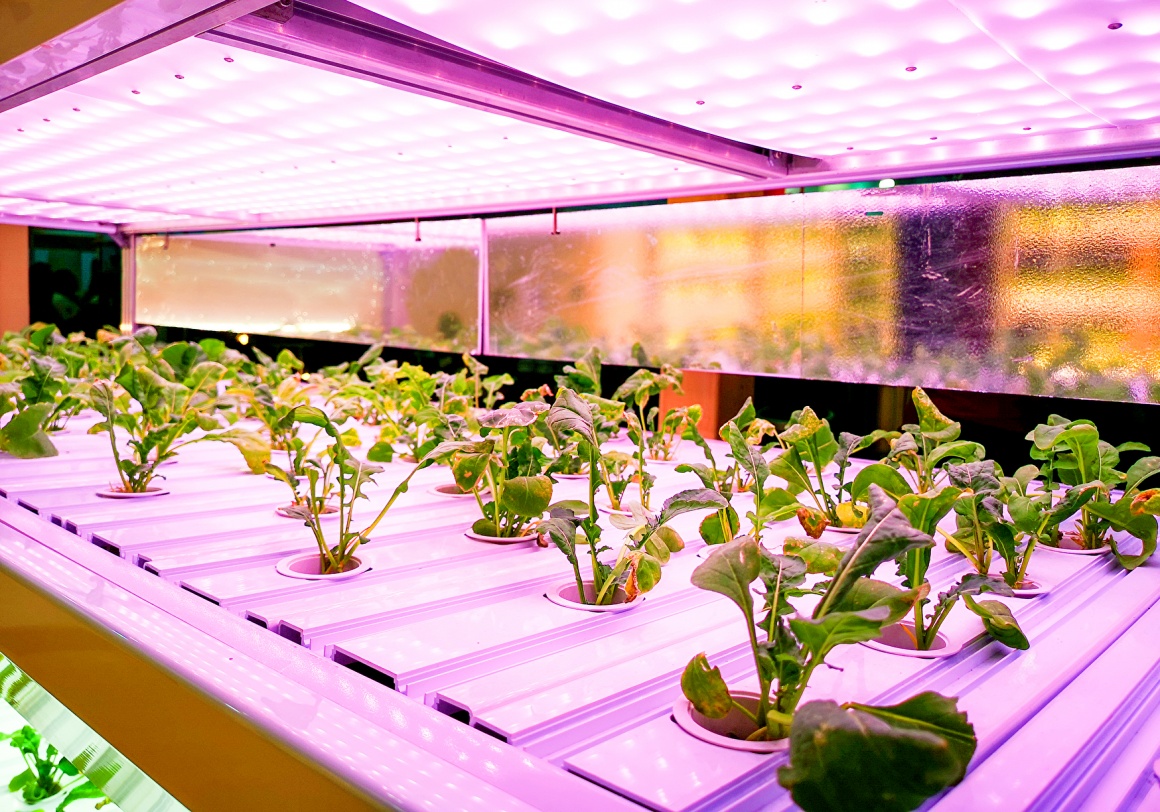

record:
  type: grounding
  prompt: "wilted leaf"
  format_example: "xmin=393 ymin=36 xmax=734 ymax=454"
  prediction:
xmin=681 ymin=653 xmax=733 ymax=719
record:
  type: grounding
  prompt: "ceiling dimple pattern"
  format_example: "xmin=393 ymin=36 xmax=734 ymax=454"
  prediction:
xmin=351 ymin=0 xmax=1140 ymax=156
xmin=0 ymin=37 xmax=740 ymax=225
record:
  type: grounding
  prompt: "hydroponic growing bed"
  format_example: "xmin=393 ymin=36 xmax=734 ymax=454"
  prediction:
xmin=2 ymin=330 xmax=1160 ymax=811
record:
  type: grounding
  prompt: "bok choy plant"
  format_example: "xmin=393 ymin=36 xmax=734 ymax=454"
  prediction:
xmin=1 ymin=726 xmax=107 ymax=811
xmin=681 ymin=486 xmax=978 ymax=812
xmin=613 ymin=364 xmax=684 ymax=508
xmin=266 ymin=406 xmax=442 ymax=574
xmin=1024 ymin=415 xmax=1160 ymax=568
xmin=768 ymin=406 xmax=898 ymax=534
xmin=543 ymin=387 xmax=726 ymax=604
xmin=87 ymin=361 xmax=269 ymax=494
xmin=446 ymin=401 xmax=554 ymax=539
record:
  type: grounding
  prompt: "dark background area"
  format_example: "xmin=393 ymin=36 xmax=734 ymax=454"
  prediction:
xmin=156 ymin=325 xmax=1160 ymax=475
xmin=24 ymin=225 xmax=1160 ymax=476
xmin=27 ymin=228 xmax=122 ymax=336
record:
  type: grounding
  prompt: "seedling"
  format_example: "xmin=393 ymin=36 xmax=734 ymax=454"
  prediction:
xmin=681 ymin=488 xmax=979 ymax=811
xmin=543 ymin=387 xmax=726 ymax=603
xmin=1 ymin=726 xmax=107 ymax=811
xmin=267 ymin=406 xmax=442 ymax=574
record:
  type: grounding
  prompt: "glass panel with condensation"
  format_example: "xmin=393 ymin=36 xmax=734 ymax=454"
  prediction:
xmin=489 ymin=164 xmax=1160 ymax=404
xmin=487 ymin=195 xmax=805 ymax=375
xmin=136 ymin=221 xmax=481 ymax=352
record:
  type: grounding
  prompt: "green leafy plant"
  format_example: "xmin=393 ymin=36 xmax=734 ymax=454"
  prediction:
xmin=543 ymin=387 xmax=726 ymax=603
xmin=87 ymin=363 xmax=269 ymax=494
xmin=889 ymin=486 xmax=1029 ymax=652
xmin=267 ymin=406 xmax=441 ymax=574
xmin=1 ymin=726 xmax=107 ymax=811
xmin=768 ymin=406 xmax=899 ymax=534
xmin=1024 ymin=416 xmax=1160 ymax=568
xmin=613 ymin=364 xmax=684 ymax=508
xmin=680 ymin=488 xmax=977 ymax=811
xmin=448 ymin=401 xmax=553 ymax=539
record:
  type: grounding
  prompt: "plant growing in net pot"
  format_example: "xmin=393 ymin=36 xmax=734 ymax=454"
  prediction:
xmin=1024 ymin=415 xmax=1160 ymax=568
xmin=613 ymin=364 xmax=684 ymax=507
xmin=267 ymin=406 xmax=443 ymax=576
xmin=447 ymin=401 xmax=554 ymax=540
xmin=853 ymin=388 xmax=985 ymax=498
xmin=679 ymin=488 xmax=978 ymax=811
xmin=887 ymin=485 xmax=1029 ymax=653
xmin=543 ymin=388 xmax=727 ymax=604
xmin=1 ymin=726 xmax=107 ymax=811
xmin=86 ymin=358 xmax=268 ymax=493
xmin=768 ymin=406 xmax=899 ymax=535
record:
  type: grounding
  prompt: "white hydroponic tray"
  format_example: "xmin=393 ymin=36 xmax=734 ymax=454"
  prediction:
xmin=1 ymin=427 xmax=1158 ymax=811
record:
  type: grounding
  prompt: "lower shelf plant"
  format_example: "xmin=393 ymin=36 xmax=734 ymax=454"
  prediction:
xmin=680 ymin=485 xmax=980 ymax=811
xmin=2 ymin=726 xmax=108 ymax=811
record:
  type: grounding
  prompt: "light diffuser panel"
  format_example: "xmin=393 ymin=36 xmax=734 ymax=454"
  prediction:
xmin=0 ymin=37 xmax=742 ymax=226
xmin=351 ymin=0 xmax=1147 ymax=156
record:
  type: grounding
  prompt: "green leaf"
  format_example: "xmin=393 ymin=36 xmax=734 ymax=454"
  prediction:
xmin=832 ymin=578 xmax=928 ymax=625
xmin=498 ymin=475 xmax=553 ymax=517
xmin=779 ymin=692 xmax=976 ymax=812
xmin=783 ymin=538 xmax=845 ymax=575
xmin=1085 ymin=498 xmax=1158 ymax=570
xmin=57 ymin=780 xmax=105 ymax=812
xmin=962 ymin=595 xmax=1029 ymax=650
xmin=477 ymin=401 xmax=548 ymax=428
xmin=897 ymin=486 xmax=961 ymax=537
xmin=656 ymin=488 xmax=729 ymax=525
xmin=790 ymin=606 xmax=893 ymax=662
xmin=1125 ymin=456 xmax=1160 ymax=495
xmin=768 ymin=447 xmax=811 ymax=494
xmin=0 ymin=402 xmax=58 ymax=458
xmin=722 ymin=420 xmax=770 ymax=484
xmin=681 ymin=653 xmax=733 ymax=719
xmin=8 ymin=767 xmax=33 ymax=792
xmin=690 ymin=537 xmax=762 ymax=617
xmin=850 ymin=463 xmax=912 ymax=502
xmin=293 ymin=405 xmax=332 ymax=430
xmin=912 ymin=387 xmax=961 ymax=443
xmin=699 ymin=507 xmax=739 ymax=545
xmin=545 ymin=387 xmax=599 ymax=447
xmin=366 ymin=441 xmax=395 ymax=463
xmin=945 ymin=460 xmax=1002 ymax=494
xmin=815 ymin=486 xmax=935 ymax=617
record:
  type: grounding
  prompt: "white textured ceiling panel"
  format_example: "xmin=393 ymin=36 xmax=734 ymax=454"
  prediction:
xmin=0 ymin=36 xmax=741 ymax=226
xmin=350 ymin=0 xmax=1147 ymax=157
xmin=949 ymin=0 xmax=1160 ymax=127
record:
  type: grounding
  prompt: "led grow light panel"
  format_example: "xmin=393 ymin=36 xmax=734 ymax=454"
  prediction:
xmin=0 ymin=37 xmax=742 ymax=226
xmin=352 ymin=0 xmax=1134 ymax=157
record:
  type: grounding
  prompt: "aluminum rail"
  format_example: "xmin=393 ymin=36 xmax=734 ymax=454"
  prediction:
xmin=0 ymin=0 xmax=275 ymax=114
xmin=198 ymin=0 xmax=799 ymax=182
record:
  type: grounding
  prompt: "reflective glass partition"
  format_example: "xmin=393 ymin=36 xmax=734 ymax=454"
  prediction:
xmin=135 ymin=163 xmax=1160 ymax=404
xmin=488 ymin=164 xmax=1160 ymax=403
xmin=136 ymin=221 xmax=482 ymax=352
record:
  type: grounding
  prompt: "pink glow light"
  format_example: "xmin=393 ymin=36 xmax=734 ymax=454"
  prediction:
xmin=0 ymin=38 xmax=742 ymax=226
xmin=352 ymin=0 xmax=1153 ymax=156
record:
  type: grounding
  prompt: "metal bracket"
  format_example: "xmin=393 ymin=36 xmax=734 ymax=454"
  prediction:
xmin=254 ymin=0 xmax=294 ymax=24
